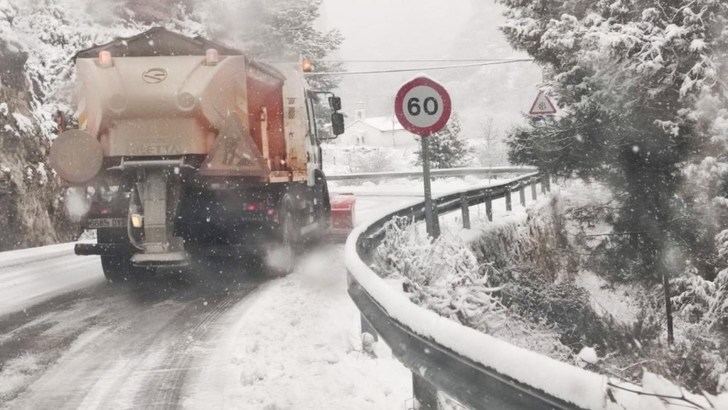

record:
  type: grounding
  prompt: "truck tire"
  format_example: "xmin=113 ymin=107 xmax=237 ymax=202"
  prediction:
xmin=315 ymin=173 xmax=331 ymax=232
xmin=101 ymin=255 xmax=143 ymax=284
xmin=261 ymin=208 xmax=296 ymax=277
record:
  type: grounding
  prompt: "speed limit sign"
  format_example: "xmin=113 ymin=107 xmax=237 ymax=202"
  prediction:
xmin=394 ymin=76 xmax=452 ymax=137
xmin=394 ymin=76 xmax=452 ymax=238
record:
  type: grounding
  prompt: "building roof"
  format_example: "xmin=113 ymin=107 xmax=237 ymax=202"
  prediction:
xmin=349 ymin=116 xmax=404 ymax=132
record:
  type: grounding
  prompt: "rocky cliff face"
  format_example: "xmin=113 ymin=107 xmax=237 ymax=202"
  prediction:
xmin=0 ymin=39 xmax=76 ymax=250
xmin=0 ymin=0 xmax=200 ymax=251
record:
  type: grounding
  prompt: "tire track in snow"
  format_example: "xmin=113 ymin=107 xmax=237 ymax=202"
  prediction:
xmin=139 ymin=282 xmax=255 ymax=409
xmin=0 ymin=268 xmax=266 ymax=409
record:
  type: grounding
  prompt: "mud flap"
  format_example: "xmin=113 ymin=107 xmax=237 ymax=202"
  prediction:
xmin=329 ymin=194 xmax=356 ymax=241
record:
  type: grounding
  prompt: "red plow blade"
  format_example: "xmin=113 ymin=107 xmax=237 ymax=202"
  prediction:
xmin=329 ymin=194 xmax=356 ymax=241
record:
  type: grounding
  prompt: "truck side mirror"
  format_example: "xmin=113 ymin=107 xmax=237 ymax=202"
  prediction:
xmin=328 ymin=96 xmax=342 ymax=112
xmin=331 ymin=112 xmax=345 ymax=136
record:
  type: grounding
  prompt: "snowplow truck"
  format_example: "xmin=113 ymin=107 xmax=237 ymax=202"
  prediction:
xmin=49 ymin=28 xmax=348 ymax=281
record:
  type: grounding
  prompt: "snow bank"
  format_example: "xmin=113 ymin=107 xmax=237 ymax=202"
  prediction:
xmin=0 ymin=242 xmax=74 ymax=269
xmin=0 ymin=241 xmax=102 ymax=316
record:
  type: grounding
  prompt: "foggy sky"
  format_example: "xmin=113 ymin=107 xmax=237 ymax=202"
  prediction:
xmin=320 ymin=0 xmax=542 ymax=138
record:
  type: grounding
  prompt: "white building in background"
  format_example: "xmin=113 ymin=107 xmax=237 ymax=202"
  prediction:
xmin=336 ymin=109 xmax=417 ymax=147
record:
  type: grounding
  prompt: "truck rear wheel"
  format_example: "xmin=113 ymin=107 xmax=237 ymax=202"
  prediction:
xmin=101 ymin=255 xmax=144 ymax=284
xmin=261 ymin=208 xmax=296 ymax=277
xmin=314 ymin=171 xmax=331 ymax=232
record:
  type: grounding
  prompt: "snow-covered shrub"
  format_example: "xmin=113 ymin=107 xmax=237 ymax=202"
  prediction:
xmin=347 ymin=147 xmax=397 ymax=174
xmin=501 ymin=272 xmax=661 ymax=355
xmin=638 ymin=337 xmax=728 ymax=395
xmin=469 ymin=195 xmax=575 ymax=283
xmin=672 ymin=268 xmax=728 ymax=331
xmin=374 ymin=217 xmax=506 ymax=331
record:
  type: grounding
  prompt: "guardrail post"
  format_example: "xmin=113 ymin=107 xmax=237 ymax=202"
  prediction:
xmin=361 ymin=313 xmax=378 ymax=342
xmin=412 ymin=373 xmax=439 ymax=410
xmin=485 ymin=198 xmax=493 ymax=222
xmin=541 ymin=174 xmax=551 ymax=193
xmin=531 ymin=181 xmax=537 ymax=200
xmin=460 ymin=193 xmax=470 ymax=229
xmin=431 ymin=204 xmax=441 ymax=238
xmin=544 ymin=174 xmax=551 ymax=192
xmin=519 ymin=185 xmax=526 ymax=207
xmin=505 ymin=190 xmax=512 ymax=211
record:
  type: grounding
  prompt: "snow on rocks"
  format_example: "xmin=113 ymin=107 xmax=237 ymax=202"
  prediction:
xmin=577 ymin=347 xmax=599 ymax=366
xmin=718 ymin=373 xmax=728 ymax=394
xmin=11 ymin=112 xmax=34 ymax=134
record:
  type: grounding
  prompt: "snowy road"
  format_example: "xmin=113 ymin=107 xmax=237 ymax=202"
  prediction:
xmin=0 ymin=262 xmax=265 ymax=408
xmin=0 ymin=245 xmax=410 ymax=409
xmin=0 ymin=185 xmax=501 ymax=408
xmin=0 ymin=243 xmax=104 ymax=317
xmin=0 ymin=193 xmax=417 ymax=409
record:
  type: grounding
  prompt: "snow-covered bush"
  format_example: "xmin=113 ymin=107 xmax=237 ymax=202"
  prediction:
xmin=638 ymin=336 xmax=728 ymax=395
xmin=672 ymin=268 xmax=728 ymax=331
xmin=369 ymin=183 xmax=728 ymax=392
xmin=374 ymin=217 xmax=506 ymax=332
xmin=347 ymin=147 xmax=398 ymax=174
xmin=469 ymin=195 xmax=575 ymax=282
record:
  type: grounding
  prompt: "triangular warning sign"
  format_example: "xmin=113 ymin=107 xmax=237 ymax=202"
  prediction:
xmin=529 ymin=90 xmax=557 ymax=116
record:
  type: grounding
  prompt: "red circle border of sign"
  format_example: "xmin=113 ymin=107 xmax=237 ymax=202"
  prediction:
xmin=394 ymin=76 xmax=452 ymax=137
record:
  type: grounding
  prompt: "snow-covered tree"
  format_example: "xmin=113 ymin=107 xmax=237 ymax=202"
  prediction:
xmin=500 ymin=0 xmax=728 ymax=281
xmin=415 ymin=115 xmax=472 ymax=169
xmin=198 ymin=0 xmax=344 ymax=139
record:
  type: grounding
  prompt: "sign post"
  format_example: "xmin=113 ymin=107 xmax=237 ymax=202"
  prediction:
xmin=420 ymin=135 xmax=437 ymax=237
xmin=395 ymin=76 xmax=452 ymax=238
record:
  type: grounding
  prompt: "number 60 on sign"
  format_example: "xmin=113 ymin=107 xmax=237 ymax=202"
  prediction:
xmin=394 ymin=76 xmax=452 ymax=137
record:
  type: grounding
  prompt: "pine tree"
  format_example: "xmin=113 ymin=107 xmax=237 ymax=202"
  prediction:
xmin=415 ymin=115 xmax=472 ymax=169
xmin=499 ymin=0 xmax=728 ymax=343
xmin=199 ymin=0 xmax=343 ymax=140
xmin=500 ymin=0 xmax=728 ymax=280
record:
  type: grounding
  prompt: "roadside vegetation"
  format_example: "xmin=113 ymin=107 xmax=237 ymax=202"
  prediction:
xmin=499 ymin=0 xmax=728 ymax=346
xmin=373 ymin=183 xmax=728 ymax=394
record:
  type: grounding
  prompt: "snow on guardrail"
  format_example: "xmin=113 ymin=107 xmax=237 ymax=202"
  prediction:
xmin=326 ymin=166 xmax=536 ymax=181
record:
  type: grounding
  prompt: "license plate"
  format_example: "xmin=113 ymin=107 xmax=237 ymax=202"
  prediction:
xmin=86 ymin=218 xmax=126 ymax=229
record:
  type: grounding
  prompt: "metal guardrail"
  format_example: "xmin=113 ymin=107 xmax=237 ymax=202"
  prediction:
xmin=344 ymin=173 xmax=719 ymax=409
xmin=326 ymin=166 xmax=537 ymax=182
xmin=347 ymin=173 xmax=568 ymax=409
